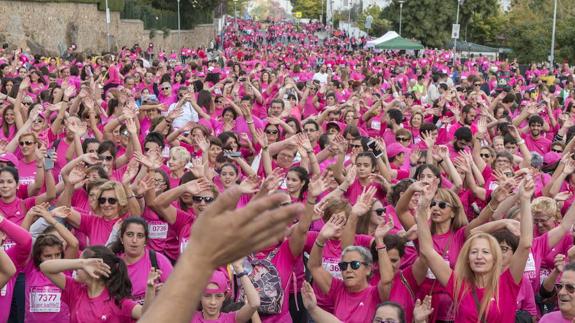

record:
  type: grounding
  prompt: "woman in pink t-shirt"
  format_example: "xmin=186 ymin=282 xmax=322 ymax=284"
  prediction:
xmin=416 ymin=177 xmax=534 ymax=323
xmin=308 ymin=214 xmax=390 ymax=323
xmin=192 ymin=264 xmax=260 ymax=323
xmin=109 ymin=217 xmax=173 ymax=304
xmin=40 ymin=245 xmax=150 ymax=323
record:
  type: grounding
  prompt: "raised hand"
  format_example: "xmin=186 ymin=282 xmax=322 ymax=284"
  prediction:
xmin=374 ymin=218 xmax=394 ymax=240
xmin=308 ymin=173 xmax=330 ymax=198
xmin=238 ymin=175 xmax=261 ymax=194
xmin=413 ymin=295 xmax=434 ymax=323
xmin=517 ymin=175 xmax=535 ymax=200
xmin=554 ymin=254 xmax=566 ymax=273
xmin=135 ymin=174 xmax=156 ymax=196
xmin=351 ymin=186 xmax=376 ymax=216
xmin=344 ymin=165 xmax=357 ymax=185
xmin=68 ymin=167 xmax=87 ymax=185
xmin=301 ymin=281 xmax=317 ymax=311
xmin=82 ymin=258 xmax=111 ymax=279
xmin=319 ymin=213 xmax=346 ymax=240
xmin=184 ymin=178 xmax=212 ymax=195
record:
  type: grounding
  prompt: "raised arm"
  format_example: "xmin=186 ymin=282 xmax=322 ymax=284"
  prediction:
xmin=233 ymin=258 xmax=261 ymax=323
xmin=40 ymin=258 xmax=111 ymax=290
xmin=309 ymin=215 xmax=346 ymax=294
xmin=416 ymin=181 xmax=452 ymax=286
xmin=509 ymin=177 xmax=534 ymax=284
xmin=374 ymin=221 xmax=396 ymax=301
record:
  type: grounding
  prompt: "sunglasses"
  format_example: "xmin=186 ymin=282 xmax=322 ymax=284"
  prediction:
xmin=22 ymin=102 xmax=32 ymax=105
xmin=480 ymin=153 xmax=491 ymax=158
xmin=374 ymin=208 xmax=385 ymax=216
xmin=556 ymin=283 xmax=575 ymax=294
xmin=98 ymin=197 xmax=118 ymax=205
xmin=19 ymin=140 xmax=34 ymax=146
xmin=338 ymin=260 xmax=367 ymax=271
xmin=430 ymin=200 xmax=452 ymax=209
xmin=99 ymin=155 xmax=113 ymax=161
xmin=216 ymin=100 xmax=223 ymax=104
xmin=373 ymin=319 xmax=399 ymax=323
xmin=192 ymin=196 xmax=215 ymax=204
xmin=349 ymin=144 xmax=362 ymax=149
xmin=552 ymin=148 xmax=563 ymax=153
xmin=474 ymin=83 xmax=481 ymax=86
xmin=395 ymin=137 xmax=410 ymax=142
xmin=162 ymin=87 xmax=171 ymax=90
xmin=265 ymin=130 xmax=279 ymax=135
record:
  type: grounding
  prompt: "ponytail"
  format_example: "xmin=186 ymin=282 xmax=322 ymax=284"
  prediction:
xmin=83 ymin=246 xmax=133 ymax=306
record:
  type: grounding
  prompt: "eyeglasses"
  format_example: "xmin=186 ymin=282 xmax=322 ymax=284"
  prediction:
xmin=430 ymin=200 xmax=452 ymax=209
xmin=265 ymin=129 xmax=279 ymax=135
xmin=338 ymin=260 xmax=367 ymax=271
xmin=99 ymin=155 xmax=113 ymax=161
xmin=303 ymin=128 xmax=316 ymax=133
xmin=192 ymin=196 xmax=215 ymax=204
xmin=162 ymin=87 xmax=171 ymax=90
xmin=98 ymin=197 xmax=118 ymax=205
xmin=349 ymin=144 xmax=362 ymax=149
xmin=474 ymin=83 xmax=481 ymax=86
xmin=19 ymin=140 xmax=34 ymax=146
xmin=500 ymin=245 xmax=512 ymax=253
xmin=480 ymin=153 xmax=491 ymax=158
xmin=556 ymin=283 xmax=575 ymax=294
xmin=374 ymin=208 xmax=385 ymax=216
xmin=22 ymin=102 xmax=32 ymax=106
xmin=395 ymin=137 xmax=410 ymax=142
xmin=533 ymin=216 xmax=552 ymax=224
xmin=552 ymin=148 xmax=563 ymax=153
xmin=33 ymin=118 xmax=44 ymax=124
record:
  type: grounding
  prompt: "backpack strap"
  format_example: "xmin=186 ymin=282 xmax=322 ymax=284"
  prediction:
xmin=400 ymin=271 xmax=416 ymax=301
xmin=51 ymin=138 xmax=61 ymax=151
xmin=149 ymin=249 xmax=159 ymax=269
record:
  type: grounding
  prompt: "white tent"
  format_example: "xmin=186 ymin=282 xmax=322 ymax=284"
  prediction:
xmin=365 ymin=31 xmax=401 ymax=48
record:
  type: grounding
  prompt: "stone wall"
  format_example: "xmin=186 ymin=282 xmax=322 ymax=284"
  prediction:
xmin=0 ymin=0 xmax=215 ymax=55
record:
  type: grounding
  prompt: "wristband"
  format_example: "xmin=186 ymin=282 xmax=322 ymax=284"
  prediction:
xmin=306 ymin=198 xmax=316 ymax=205
xmin=236 ymin=271 xmax=249 ymax=279
xmin=247 ymin=120 xmax=254 ymax=124
xmin=127 ymin=195 xmax=135 ymax=199
xmin=438 ymin=159 xmax=444 ymax=164
xmin=315 ymin=240 xmax=325 ymax=248
xmin=516 ymin=139 xmax=525 ymax=145
xmin=376 ymin=245 xmax=387 ymax=251
xmin=486 ymin=202 xmax=497 ymax=212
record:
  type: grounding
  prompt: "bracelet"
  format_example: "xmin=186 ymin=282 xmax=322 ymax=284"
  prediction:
xmin=135 ymin=194 xmax=144 ymax=199
xmin=376 ymin=245 xmax=387 ymax=251
xmin=36 ymin=164 xmax=43 ymax=168
xmin=236 ymin=271 xmax=248 ymax=279
xmin=262 ymin=146 xmax=269 ymax=150
xmin=315 ymin=240 xmax=325 ymax=248
xmin=338 ymin=186 xmax=346 ymax=193
xmin=516 ymin=139 xmax=525 ymax=145
xmin=438 ymin=159 xmax=444 ymax=164
xmin=247 ymin=120 xmax=254 ymax=124
xmin=127 ymin=195 xmax=135 ymax=199
xmin=306 ymin=198 xmax=316 ymax=205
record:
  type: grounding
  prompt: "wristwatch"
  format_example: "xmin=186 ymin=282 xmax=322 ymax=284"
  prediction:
xmin=236 ymin=270 xmax=249 ymax=279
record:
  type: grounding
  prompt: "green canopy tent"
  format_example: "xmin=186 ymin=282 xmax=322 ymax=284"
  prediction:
xmin=374 ymin=36 xmax=424 ymax=50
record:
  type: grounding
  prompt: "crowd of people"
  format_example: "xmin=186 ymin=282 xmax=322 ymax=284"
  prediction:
xmin=1 ymin=16 xmax=575 ymax=322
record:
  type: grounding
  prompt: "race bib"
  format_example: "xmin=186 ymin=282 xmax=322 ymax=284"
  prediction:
xmin=180 ymin=238 xmax=189 ymax=254
xmin=30 ymin=287 xmax=61 ymax=313
xmin=488 ymin=181 xmax=499 ymax=191
xmin=371 ymin=120 xmax=381 ymax=131
xmin=323 ymin=258 xmax=342 ymax=279
xmin=524 ymin=252 xmax=536 ymax=273
xmin=148 ymin=222 xmax=168 ymax=240
xmin=2 ymin=240 xmax=16 ymax=251
xmin=1 ymin=284 xmax=6 ymax=297
xmin=426 ymin=258 xmax=449 ymax=280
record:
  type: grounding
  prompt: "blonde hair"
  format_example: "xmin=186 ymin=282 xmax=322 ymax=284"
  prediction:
xmin=90 ymin=181 xmax=129 ymax=216
xmin=170 ymin=146 xmax=191 ymax=164
xmin=531 ymin=197 xmax=560 ymax=221
xmin=322 ymin=198 xmax=352 ymax=222
xmin=453 ymin=233 xmax=503 ymax=322
xmin=431 ymin=188 xmax=468 ymax=234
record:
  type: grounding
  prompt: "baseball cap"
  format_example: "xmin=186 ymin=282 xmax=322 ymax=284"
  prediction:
xmin=0 ymin=153 xmax=19 ymax=168
xmin=204 ymin=270 xmax=229 ymax=294
xmin=387 ymin=142 xmax=408 ymax=158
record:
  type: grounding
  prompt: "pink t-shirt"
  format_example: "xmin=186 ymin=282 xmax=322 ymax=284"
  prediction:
xmin=516 ymin=273 xmax=537 ymax=316
xmin=62 ymin=276 xmax=137 ymax=323
xmin=124 ymin=249 xmax=173 ymax=303
xmin=539 ymin=311 xmax=572 ymax=323
xmin=78 ymin=211 xmax=123 ymax=246
xmin=170 ymin=208 xmax=195 ymax=255
xmin=141 ymin=207 xmax=180 ymax=261
xmin=389 ymin=268 xmax=417 ymax=323
xmin=191 ymin=311 xmax=236 ymax=323
xmin=0 ymin=197 xmax=36 ymax=225
xmin=24 ymin=262 xmax=70 ymax=322
xmin=446 ymin=269 xmax=520 ymax=323
xmin=326 ymin=277 xmax=382 ymax=323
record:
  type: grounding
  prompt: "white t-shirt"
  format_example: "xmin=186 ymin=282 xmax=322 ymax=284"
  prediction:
xmin=167 ymin=101 xmax=199 ymax=129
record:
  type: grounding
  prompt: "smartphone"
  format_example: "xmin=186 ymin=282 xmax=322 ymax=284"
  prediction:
xmin=224 ymin=151 xmax=242 ymax=158
xmin=367 ymin=140 xmax=383 ymax=158
xmin=44 ymin=148 xmax=55 ymax=170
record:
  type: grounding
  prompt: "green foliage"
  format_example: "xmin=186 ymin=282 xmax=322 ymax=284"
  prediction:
xmin=357 ymin=5 xmax=390 ymax=37
xmin=381 ymin=0 xmax=499 ymax=48
xmin=226 ymin=0 xmax=250 ymax=16
xmin=292 ymin=0 xmax=323 ymax=19
xmin=13 ymin=0 xmax=124 ymax=11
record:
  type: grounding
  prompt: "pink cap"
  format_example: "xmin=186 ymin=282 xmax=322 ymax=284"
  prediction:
xmin=204 ymin=270 xmax=229 ymax=294
xmin=544 ymin=151 xmax=561 ymax=165
xmin=0 ymin=152 xmax=19 ymax=168
xmin=387 ymin=142 xmax=408 ymax=158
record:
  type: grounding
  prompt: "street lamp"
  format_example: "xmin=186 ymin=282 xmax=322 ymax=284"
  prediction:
xmin=452 ymin=0 xmax=463 ymax=66
xmin=398 ymin=0 xmax=405 ymax=36
xmin=550 ymin=0 xmax=558 ymax=67
xmin=177 ymin=0 xmax=181 ymax=53
xmin=233 ymin=0 xmax=238 ymax=31
xmin=348 ymin=0 xmax=352 ymax=36
xmin=105 ymin=0 xmax=111 ymax=51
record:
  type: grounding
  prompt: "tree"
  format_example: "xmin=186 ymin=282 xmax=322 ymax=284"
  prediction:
xmin=292 ymin=0 xmax=323 ymax=20
xmin=381 ymin=0 xmax=500 ymax=48
xmin=357 ymin=6 xmax=391 ymax=37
